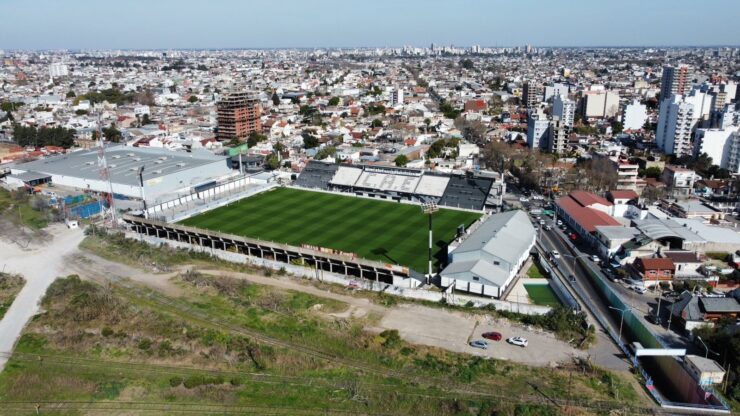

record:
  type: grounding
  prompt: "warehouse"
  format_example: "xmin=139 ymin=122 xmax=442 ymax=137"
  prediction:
xmin=440 ymin=210 xmax=536 ymax=298
xmin=9 ymin=145 xmax=234 ymax=203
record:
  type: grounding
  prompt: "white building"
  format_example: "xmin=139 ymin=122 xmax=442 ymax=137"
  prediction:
xmin=544 ymin=83 xmax=569 ymax=102
xmin=49 ymin=62 xmax=69 ymax=78
xmin=440 ymin=210 xmax=536 ymax=298
xmin=726 ymin=131 xmax=740 ymax=174
xmin=694 ymin=127 xmax=739 ymax=169
xmin=552 ymin=94 xmax=575 ymax=128
xmin=581 ymin=90 xmax=620 ymax=119
xmin=622 ymin=99 xmax=648 ymax=131
xmin=656 ymin=95 xmax=695 ymax=156
xmin=134 ymin=105 xmax=151 ymax=116
xmin=527 ymin=110 xmax=550 ymax=150
xmin=389 ymin=88 xmax=404 ymax=106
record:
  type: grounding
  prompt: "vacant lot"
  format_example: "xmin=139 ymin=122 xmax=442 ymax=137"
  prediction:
xmin=180 ymin=187 xmax=480 ymax=272
xmin=0 ymin=274 xmax=25 ymax=320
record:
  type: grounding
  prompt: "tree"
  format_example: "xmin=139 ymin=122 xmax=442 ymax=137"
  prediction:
xmin=66 ymin=91 xmax=76 ymax=98
xmin=247 ymin=132 xmax=267 ymax=147
xmin=328 ymin=96 xmax=340 ymax=106
xmin=394 ymin=154 xmax=409 ymax=167
xmin=459 ymin=59 xmax=474 ymax=70
xmin=141 ymin=114 xmax=151 ymax=125
xmin=265 ymin=153 xmax=280 ymax=170
xmin=188 ymin=95 xmax=199 ymax=103
xmin=102 ymin=123 xmax=122 ymax=143
xmin=271 ymin=92 xmax=280 ymax=106
xmin=11 ymin=124 xmax=76 ymax=148
xmin=302 ymin=133 xmax=320 ymax=149
xmin=610 ymin=120 xmax=623 ymax=134
xmin=641 ymin=166 xmax=663 ymax=179
xmin=371 ymin=119 xmax=383 ymax=128
xmin=314 ymin=146 xmax=336 ymax=160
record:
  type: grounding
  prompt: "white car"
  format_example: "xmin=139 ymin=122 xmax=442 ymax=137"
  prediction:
xmin=544 ymin=224 xmax=552 ymax=231
xmin=630 ymin=285 xmax=647 ymax=294
xmin=591 ymin=255 xmax=600 ymax=263
xmin=519 ymin=197 xmax=530 ymax=202
xmin=507 ymin=337 xmax=528 ymax=347
xmin=556 ymin=220 xmax=563 ymax=226
xmin=550 ymin=250 xmax=560 ymax=259
xmin=539 ymin=219 xmax=546 ymax=225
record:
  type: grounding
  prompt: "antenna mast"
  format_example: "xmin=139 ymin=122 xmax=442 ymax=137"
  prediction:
xmin=96 ymin=110 xmax=116 ymax=226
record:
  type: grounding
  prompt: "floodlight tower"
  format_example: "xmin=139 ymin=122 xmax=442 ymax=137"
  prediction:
xmin=96 ymin=111 xmax=116 ymax=226
xmin=421 ymin=201 xmax=438 ymax=284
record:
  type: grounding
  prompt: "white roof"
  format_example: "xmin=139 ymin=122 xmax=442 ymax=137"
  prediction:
xmin=355 ymin=171 xmax=421 ymax=193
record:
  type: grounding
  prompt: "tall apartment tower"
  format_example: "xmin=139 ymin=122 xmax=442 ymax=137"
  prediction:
xmin=547 ymin=117 xmax=569 ymax=154
xmin=660 ymin=65 xmax=691 ymax=99
xmin=527 ymin=109 xmax=550 ymax=150
xmin=552 ymin=94 xmax=575 ymax=128
xmin=656 ymin=95 xmax=695 ymax=157
xmin=216 ymin=91 xmax=262 ymax=141
xmin=522 ymin=82 xmax=542 ymax=109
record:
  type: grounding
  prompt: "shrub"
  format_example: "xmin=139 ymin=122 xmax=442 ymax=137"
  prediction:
xmin=379 ymin=329 xmax=402 ymax=349
xmin=101 ymin=327 xmax=114 ymax=337
xmin=229 ymin=377 xmax=243 ymax=386
xmin=138 ymin=338 xmax=152 ymax=350
xmin=169 ymin=376 xmax=183 ymax=387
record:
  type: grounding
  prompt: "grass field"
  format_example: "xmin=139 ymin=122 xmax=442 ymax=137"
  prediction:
xmin=180 ymin=188 xmax=481 ymax=272
xmin=526 ymin=263 xmax=547 ymax=279
xmin=524 ymin=284 xmax=561 ymax=307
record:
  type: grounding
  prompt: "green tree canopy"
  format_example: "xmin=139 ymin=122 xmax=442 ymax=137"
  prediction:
xmin=328 ymin=96 xmax=340 ymax=106
xmin=188 ymin=95 xmax=199 ymax=103
xmin=302 ymin=133 xmax=320 ymax=149
xmin=394 ymin=154 xmax=409 ymax=167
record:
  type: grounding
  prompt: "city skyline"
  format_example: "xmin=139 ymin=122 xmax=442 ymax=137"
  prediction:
xmin=1 ymin=0 xmax=740 ymax=50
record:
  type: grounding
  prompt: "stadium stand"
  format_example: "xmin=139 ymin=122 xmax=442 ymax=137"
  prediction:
xmin=295 ymin=162 xmax=496 ymax=211
xmin=294 ymin=161 xmax=338 ymax=189
xmin=438 ymin=175 xmax=493 ymax=210
xmin=415 ymin=175 xmax=450 ymax=197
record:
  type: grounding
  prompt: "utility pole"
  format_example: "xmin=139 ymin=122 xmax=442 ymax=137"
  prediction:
xmin=421 ymin=202 xmax=438 ymax=285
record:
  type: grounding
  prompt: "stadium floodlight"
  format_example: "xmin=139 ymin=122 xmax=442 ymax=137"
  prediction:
xmin=137 ymin=166 xmax=148 ymax=219
xmin=421 ymin=202 xmax=438 ymax=284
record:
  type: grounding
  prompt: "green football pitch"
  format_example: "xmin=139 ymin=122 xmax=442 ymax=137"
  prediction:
xmin=179 ymin=187 xmax=481 ymax=272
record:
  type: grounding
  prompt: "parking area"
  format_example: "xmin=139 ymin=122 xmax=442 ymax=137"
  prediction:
xmin=380 ymin=303 xmax=585 ymax=367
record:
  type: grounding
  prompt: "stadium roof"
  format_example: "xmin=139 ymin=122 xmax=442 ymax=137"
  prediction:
xmin=12 ymin=145 xmax=228 ymax=186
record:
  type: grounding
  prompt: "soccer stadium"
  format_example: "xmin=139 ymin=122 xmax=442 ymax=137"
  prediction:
xmin=123 ymin=162 xmax=497 ymax=285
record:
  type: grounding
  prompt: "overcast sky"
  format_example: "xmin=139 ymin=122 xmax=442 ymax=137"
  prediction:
xmin=1 ymin=0 xmax=739 ymax=50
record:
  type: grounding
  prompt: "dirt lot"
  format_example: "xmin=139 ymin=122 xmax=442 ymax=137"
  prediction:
xmin=380 ymin=304 xmax=585 ymax=367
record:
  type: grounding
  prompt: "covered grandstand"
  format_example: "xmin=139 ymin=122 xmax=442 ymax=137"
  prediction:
xmin=295 ymin=161 xmax=499 ymax=211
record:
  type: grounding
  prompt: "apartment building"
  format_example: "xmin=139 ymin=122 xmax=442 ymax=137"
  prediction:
xmin=552 ymin=94 xmax=575 ymax=128
xmin=660 ymin=64 xmax=692 ymax=98
xmin=216 ymin=91 xmax=262 ymax=141
xmin=656 ymin=95 xmax=695 ymax=156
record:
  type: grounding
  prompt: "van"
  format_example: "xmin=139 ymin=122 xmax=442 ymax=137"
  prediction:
xmin=65 ymin=219 xmax=79 ymax=229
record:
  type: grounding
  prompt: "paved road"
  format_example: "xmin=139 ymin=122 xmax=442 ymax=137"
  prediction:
xmin=537 ymin=226 xmax=631 ymax=371
xmin=0 ymin=224 xmax=85 ymax=371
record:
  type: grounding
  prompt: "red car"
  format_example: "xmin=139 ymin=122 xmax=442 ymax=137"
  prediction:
xmin=482 ymin=332 xmax=502 ymax=341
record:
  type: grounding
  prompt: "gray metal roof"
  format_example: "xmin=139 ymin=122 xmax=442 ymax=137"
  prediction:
xmin=700 ymin=297 xmax=740 ymax=313
xmin=11 ymin=145 xmax=228 ymax=186
xmin=441 ymin=210 xmax=535 ymax=288
xmin=8 ymin=171 xmax=51 ymax=182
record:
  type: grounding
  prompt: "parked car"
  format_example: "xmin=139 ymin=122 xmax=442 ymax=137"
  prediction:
xmin=556 ymin=220 xmax=563 ymax=226
xmin=544 ymin=224 xmax=552 ymax=231
xmin=630 ymin=285 xmax=647 ymax=294
xmin=482 ymin=332 xmax=502 ymax=341
xmin=519 ymin=197 xmax=530 ymax=202
xmin=539 ymin=219 xmax=546 ymax=225
xmin=469 ymin=340 xmax=489 ymax=349
xmin=591 ymin=255 xmax=600 ymax=263
xmin=568 ymin=274 xmax=576 ymax=283
xmin=507 ymin=337 xmax=528 ymax=347
xmin=550 ymin=250 xmax=560 ymax=259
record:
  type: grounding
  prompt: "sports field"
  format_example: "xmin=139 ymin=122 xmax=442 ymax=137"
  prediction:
xmin=180 ymin=187 xmax=481 ymax=272
xmin=524 ymin=284 xmax=561 ymax=307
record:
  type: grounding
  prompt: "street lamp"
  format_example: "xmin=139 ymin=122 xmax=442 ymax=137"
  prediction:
xmin=421 ymin=201 xmax=438 ymax=285
xmin=696 ymin=336 xmax=719 ymax=359
xmin=608 ymin=305 xmax=632 ymax=343
xmin=137 ymin=166 xmax=148 ymax=219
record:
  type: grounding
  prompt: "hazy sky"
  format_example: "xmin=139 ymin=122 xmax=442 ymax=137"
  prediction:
xmin=1 ymin=0 xmax=739 ymax=50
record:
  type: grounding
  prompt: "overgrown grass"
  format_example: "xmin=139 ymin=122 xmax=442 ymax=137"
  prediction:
xmin=0 ymin=188 xmax=51 ymax=229
xmin=0 ymin=275 xmax=649 ymax=415
xmin=524 ymin=284 xmax=561 ymax=307
xmin=0 ymin=273 xmax=25 ymax=320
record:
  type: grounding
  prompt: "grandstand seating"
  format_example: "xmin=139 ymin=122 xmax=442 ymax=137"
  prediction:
xmin=294 ymin=162 xmax=495 ymax=211
xmin=294 ymin=161 xmax=338 ymax=189
xmin=438 ymin=175 xmax=493 ymax=211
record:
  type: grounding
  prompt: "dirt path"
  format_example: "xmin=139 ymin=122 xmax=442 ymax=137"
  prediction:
xmin=0 ymin=224 xmax=85 ymax=371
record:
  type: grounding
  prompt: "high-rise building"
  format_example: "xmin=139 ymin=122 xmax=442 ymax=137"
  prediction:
xmin=726 ymin=132 xmax=740 ymax=174
xmin=522 ymin=81 xmax=542 ymax=109
xmin=656 ymin=95 xmax=695 ymax=157
xmin=660 ymin=65 xmax=691 ymax=99
xmin=694 ymin=127 xmax=740 ymax=169
xmin=622 ymin=99 xmax=648 ymax=131
xmin=389 ymin=87 xmax=404 ymax=106
xmin=527 ymin=109 xmax=549 ymax=150
xmin=547 ymin=117 xmax=569 ymax=154
xmin=579 ymin=90 xmax=620 ymax=119
xmin=552 ymin=94 xmax=575 ymax=128
xmin=216 ymin=91 xmax=262 ymax=142
xmin=544 ymin=83 xmax=569 ymax=102
xmin=49 ymin=62 xmax=68 ymax=78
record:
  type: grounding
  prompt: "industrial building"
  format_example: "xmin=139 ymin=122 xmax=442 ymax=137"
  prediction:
xmin=8 ymin=145 xmax=234 ymax=203
xmin=216 ymin=91 xmax=262 ymax=141
xmin=439 ymin=210 xmax=536 ymax=298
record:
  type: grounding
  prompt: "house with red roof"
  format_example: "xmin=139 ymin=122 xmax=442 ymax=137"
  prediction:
xmin=555 ymin=191 xmax=622 ymax=246
xmin=464 ymin=99 xmax=487 ymax=113
xmin=632 ymin=256 xmax=675 ymax=287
